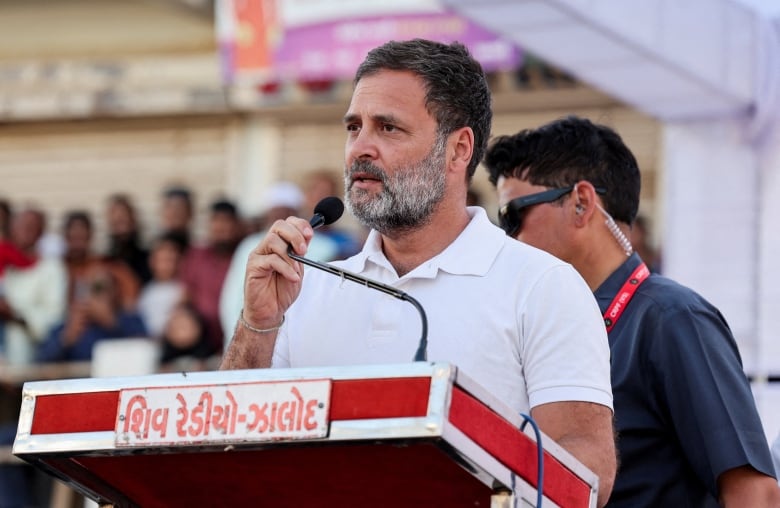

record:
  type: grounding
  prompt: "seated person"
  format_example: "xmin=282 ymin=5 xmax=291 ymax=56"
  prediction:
xmin=159 ymin=302 xmax=214 ymax=371
xmin=0 ymin=210 xmax=36 ymax=356
xmin=37 ymin=266 xmax=147 ymax=362
xmin=1 ymin=207 xmax=67 ymax=365
xmin=137 ymin=233 xmax=186 ymax=339
xmin=62 ymin=210 xmax=140 ymax=312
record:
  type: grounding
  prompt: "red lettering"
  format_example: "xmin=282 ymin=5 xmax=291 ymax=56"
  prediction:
xmin=304 ymin=399 xmax=319 ymax=431
xmin=291 ymin=387 xmax=305 ymax=431
xmin=175 ymin=394 xmax=189 ymax=437
xmin=269 ymin=402 xmax=278 ymax=432
xmin=118 ymin=380 xmax=328 ymax=445
xmin=247 ymin=402 xmax=269 ymax=433
xmin=189 ymin=406 xmax=203 ymax=437
xmin=212 ymin=391 xmax=238 ymax=435
xmin=123 ymin=395 xmax=150 ymax=439
xmin=150 ymin=408 xmax=169 ymax=438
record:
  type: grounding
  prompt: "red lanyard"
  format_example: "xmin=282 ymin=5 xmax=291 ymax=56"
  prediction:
xmin=604 ymin=262 xmax=650 ymax=333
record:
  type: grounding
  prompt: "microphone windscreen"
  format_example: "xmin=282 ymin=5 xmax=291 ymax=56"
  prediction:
xmin=314 ymin=196 xmax=344 ymax=226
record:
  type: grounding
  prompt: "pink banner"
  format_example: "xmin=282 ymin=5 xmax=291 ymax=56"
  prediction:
xmin=221 ymin=10 xmax=521 ymax=84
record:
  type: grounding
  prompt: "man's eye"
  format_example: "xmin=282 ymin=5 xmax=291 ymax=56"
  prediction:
xmin=382 ymin=124 xmax=396 ymax=132
xmin=346 ymin=124 xmax=360 ymax=132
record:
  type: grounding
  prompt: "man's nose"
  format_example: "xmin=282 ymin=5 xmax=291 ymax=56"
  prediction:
xmin=346 ymin=129 xmax=379 ymax=163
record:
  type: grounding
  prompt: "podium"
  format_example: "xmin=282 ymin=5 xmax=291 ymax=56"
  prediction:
xmin=13 ymin=362 xmax=598 ymax=507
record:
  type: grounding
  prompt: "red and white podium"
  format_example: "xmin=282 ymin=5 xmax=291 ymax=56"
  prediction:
xmin=13 ymin=363 xmax=598 ymax=507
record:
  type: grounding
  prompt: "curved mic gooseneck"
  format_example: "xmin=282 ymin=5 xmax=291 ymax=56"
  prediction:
xmin=287 ymin=197 xmax=429 ymax=362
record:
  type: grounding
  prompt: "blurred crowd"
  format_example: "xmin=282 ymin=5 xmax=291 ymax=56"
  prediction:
xmin=0 ymin=169 xmax=364 ymax=373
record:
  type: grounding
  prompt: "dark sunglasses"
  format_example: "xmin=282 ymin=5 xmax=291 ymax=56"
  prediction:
xmin=498 ymin=185 xmax=606 ymax=237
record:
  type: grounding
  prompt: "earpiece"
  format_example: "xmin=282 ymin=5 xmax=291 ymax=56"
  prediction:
xmin=573 ymin=183 xmax=584 ymax=215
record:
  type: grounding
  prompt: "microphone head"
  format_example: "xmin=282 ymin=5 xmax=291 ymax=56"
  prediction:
xmin=312 ymin=196 xmax=344 ymax=227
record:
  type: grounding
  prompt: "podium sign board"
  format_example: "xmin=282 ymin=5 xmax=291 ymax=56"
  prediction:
xmin=13 ymin=363 xmax=598 ymax=507
xmin=115 ymin=379 xmax=332 ymax=447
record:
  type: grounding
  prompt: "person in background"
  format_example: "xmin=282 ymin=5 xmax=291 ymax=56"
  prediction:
xmin=484 ymin=115 xmax=780 ymax=507
xmin=137 ymin=233 xmax=186 ymax=340
xmin=37 ymin=265 xmax=147 ymax=362
xmin=61 ymin=210 xmax=140 ymax=312
xmin=160 ymin=185 xmax=195 ymax=251
xmin=158 ymin=301 xmax=213 ymax=371
xmin=0 ymin=207 xmax=67 ymax=365
xmin=0 ymin=200 xmax=35 ymax=276
xmin=219 ymin=181 xmax=340 ymax=347
xmin=180 ymin=198 xmax=243 ymax=353
xmin=0 ymin=203 xmax=53 ymax=508
xmin=0 ymin=201 xmax=35 ymax=358
xmin=220 ymin=39 xmax=617 ymax=505
xmin=105 ymin=193 xmax=151 ymax=284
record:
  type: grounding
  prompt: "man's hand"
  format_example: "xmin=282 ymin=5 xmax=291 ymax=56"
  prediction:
xmin=62 ymin=303 xmax=89 ymax=347
xmin=85 ymin=294 xmax=118 ymax=330
xmin=220 ymin=216 xmax=313 ymax=370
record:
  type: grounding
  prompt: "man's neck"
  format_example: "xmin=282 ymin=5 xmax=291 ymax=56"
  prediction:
xmin=573 ymin=228 xmax=633 ymax=292
xmin=578 ymin=252 xmax=629 ymax=292
xmin=380 ymin=205 xmax=470 ymax=277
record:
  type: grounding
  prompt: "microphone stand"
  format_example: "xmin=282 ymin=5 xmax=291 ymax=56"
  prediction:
xmin=287 ymin=250 xmax=429 ymax=362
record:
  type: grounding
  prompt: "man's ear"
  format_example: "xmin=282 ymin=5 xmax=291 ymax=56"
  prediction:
xmin=448 ymin=127 xmax=474 ymax=175
xmin=572 ymin=181 xmax=598 ymax=226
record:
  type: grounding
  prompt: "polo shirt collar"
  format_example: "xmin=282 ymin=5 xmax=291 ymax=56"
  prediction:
xmin=341 ymin=207 xmax=506 ymax=279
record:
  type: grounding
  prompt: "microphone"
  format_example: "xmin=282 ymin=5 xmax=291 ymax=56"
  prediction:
xmin=286 ymin=197 xmax=429 ymax=362
xmin=309 ymin=196 xmax=344 ymax=229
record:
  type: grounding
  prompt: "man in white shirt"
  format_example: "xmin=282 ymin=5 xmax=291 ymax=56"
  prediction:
xmin=220 ymin=39 xmax=617 ymax=506
xmin=1 ymin=208 xmax=67 ymax=365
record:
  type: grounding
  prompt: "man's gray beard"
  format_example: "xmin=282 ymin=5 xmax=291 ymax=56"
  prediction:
xmin=345 ymin=137 xmax=447 ymax=235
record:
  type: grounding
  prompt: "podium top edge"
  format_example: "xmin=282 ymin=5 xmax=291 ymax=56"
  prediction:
xmin=20 ymin=362 xmax=457 ymax=395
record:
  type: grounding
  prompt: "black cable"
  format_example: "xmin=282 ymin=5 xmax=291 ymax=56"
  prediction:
xmin=520 ymin=412 xmax=544 ymax=507
xmin=287 ymin=251 xmax=429 ymax=361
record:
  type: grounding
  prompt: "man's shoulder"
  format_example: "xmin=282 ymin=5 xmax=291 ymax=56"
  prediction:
xmin=638 ymin=273 xmax=719 ymax=315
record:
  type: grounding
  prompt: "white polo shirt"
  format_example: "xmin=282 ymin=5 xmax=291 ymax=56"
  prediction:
xmin=273 ymin=207 xmax=613 ymax=415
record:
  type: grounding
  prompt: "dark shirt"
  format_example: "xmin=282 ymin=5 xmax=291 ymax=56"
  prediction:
xmin=598 ymin=254 xmax=775 ymax=507
xmin=37 ymin=312 xmax=148 ymax=362
xmin=160 ymin=335 xmax=214 ymax=364
xmin=107 ymin=234 xmax=151 ymax=285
